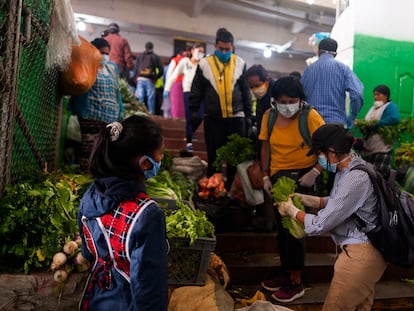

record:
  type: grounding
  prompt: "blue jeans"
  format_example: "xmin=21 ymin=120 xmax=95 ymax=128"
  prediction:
xmin=135 ymin=78 xmax=156 ymax=114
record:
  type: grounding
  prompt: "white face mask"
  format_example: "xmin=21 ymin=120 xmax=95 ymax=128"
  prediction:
xmin=100 ymin=54 xmax=110 ymax=66
xmin=193 ymin=51 xmax=205 ymax=61
xmin=252 ymin=83 xmax=268 ymax=99
xmin=276 ymin=102 xmax=300 ymax=118
xmin=374 ymin=100 xmax=385 ymax=109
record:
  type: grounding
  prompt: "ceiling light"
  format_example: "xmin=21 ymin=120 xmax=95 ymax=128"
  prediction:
xmin=307 ymin=0 xmax=314 ymax=4
xmin=263 ymin=48 xmax=272 ymax=58
xmin=76 ymin=20 xmax=87 ymax=32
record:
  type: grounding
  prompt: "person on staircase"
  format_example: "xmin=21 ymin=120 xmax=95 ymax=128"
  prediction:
xmin=259 ymin=76 xmax=325 ymax=303
xmin=164 ymin=50 xmax=187 ymax=119
xmin=278 ymin=124 xmax=387 ymax=310
xmin=164 ymin=43 xmax=205 ymax=153
xmin=68 ymin=37 xmax=124 ymax=171
xmin=102 ymin=23 xmax=133 ymax=80
xmin=189 ymin=28 xmax=253 ymax=188
xmin=134 ymin=42 xmax=164 ymax=114
xmin=245 ymin=64 xmax=275 ymax=153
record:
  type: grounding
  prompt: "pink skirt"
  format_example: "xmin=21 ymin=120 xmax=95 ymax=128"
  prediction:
xmin=170 ymin=81 xmax=185 ymax=119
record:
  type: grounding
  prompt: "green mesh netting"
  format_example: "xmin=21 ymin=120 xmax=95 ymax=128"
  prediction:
xmin=1 ymin=0 xmax=61 ymax=188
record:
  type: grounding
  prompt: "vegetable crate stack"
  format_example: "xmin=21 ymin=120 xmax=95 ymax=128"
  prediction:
xmin=168 ymin=236 xmax=216 ymax=286
xmin=161 ymin=199 xmax=216 ymax=286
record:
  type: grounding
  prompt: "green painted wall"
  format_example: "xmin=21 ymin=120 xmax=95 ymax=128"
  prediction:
xmin=353 ymin=34 xmax=414 ymax=119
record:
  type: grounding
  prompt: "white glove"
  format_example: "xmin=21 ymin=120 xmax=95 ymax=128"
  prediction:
xmin=293 ymin=192 xmax=320 ymax=209
xmin=278 ymin=197 xmax=299 ymax=218
xmin=298 ymin=167 xmax=320 ymax=187
xmin=263 ymin=176 xmax=272 ymax=194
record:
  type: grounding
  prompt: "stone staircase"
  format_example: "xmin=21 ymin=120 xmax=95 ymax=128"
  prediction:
xmin=215 ymin=228 xmax=414 ymax=310
xmin=151 ymin=115 xmax=207 ymax=161
xmin=153 ymin=115 xmax=414 ymax=310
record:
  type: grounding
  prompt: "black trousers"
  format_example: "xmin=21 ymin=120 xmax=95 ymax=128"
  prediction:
xmin=203 ymin=116 xmax=246 ymax=190
xmin=271 ymin=167 xmax=314 ymax=272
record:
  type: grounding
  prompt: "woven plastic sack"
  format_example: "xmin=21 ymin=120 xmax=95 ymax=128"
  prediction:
xmin=60 ymin=36 xmax=102 ymax=95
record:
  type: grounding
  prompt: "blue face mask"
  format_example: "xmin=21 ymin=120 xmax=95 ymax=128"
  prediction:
xmin=215 ymin=49 xmax=232 ymax=63
xmin=141 ymin=155 xmax=161 ymax=179
xmin=317 ymin=155 xmax=337 ymax=173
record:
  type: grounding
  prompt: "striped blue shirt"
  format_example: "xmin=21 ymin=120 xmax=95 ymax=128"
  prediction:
xmin=301 ymin=53 xmax=364 ymax=127
xmin=304 ymin=154 xmax=378 ymax=246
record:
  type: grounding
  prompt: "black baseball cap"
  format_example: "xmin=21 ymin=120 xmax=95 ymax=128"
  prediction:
xmin=307 ymin=124 xmax=350 ymax=156
xmin=318 ymin=38 xmax=338 ymax=54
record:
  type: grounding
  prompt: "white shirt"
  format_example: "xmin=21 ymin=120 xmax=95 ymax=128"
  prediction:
xmin=164 ymin=58 xmax=198 ymax=93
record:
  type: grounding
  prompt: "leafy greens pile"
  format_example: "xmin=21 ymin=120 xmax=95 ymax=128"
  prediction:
xmin=213 ymin=133 xmax=256 ymax=170
xmin=354 ymin=118 xmax=414 ymax=145
xmin=146 ymin=170 xmax=195 ymax=202
xmin=165 ymin=200 xmax=214 ymax=245
xmin=118 ymin=78 xmax=149 ymax=118
xmin=272 ymin=176 xmax=305 ymax=239
xmin=395 ymin=142 xmax=414 ymax=167
xmin=0 ymin=171 xmax=92 ymax=273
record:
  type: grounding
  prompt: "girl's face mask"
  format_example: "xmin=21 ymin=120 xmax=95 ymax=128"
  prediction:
xmin=140 ymin=155 xmax=162 ymax=179
xmin=276 ymin=101 xmax=300 ymax=118
xmin=251 ymin=82 xmax=268 ymax=99
xmin=317 ymin=154 xmax=337 ymax=173
xmin=193 ymin=50 xmax=205 ymax=61
xmin=318 ymin=152 xmax=351 ymax=173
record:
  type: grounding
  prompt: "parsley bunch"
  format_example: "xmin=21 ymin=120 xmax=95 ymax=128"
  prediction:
xmin=213 ymin=133 xmax=256 ymax=170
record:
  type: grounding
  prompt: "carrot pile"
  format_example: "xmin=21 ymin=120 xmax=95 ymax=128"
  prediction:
xmin=197 ymin=173 xmax=227 ymax=200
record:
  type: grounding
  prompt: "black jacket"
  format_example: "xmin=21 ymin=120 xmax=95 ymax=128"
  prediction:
xmin=133 ymin=50 xmax=164 ymax=81
xmin=189 ymin=54 xmax=252 ymax=118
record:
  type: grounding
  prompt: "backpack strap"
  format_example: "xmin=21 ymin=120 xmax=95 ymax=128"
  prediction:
xmin=298 ymin=103 xmax=312 ymax=147
xmin=264 ymin=107 xmax=277 ymax=174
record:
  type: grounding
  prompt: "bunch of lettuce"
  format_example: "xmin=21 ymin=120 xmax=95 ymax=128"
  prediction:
xmin=272 ymin=176 xmax=305 ymax=239
xmin=165 ymin=200 xmax=214 ymax=245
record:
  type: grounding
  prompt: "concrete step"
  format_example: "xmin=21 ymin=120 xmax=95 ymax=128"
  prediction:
xmin=229 ymin=280 xmax=414 ymax=311
xmin=221 ymin=252 xmax=336 ymax=284
xmin=163 ymin=137 xmax=207 ymax=152
xmin=216 ymin=231 xmax=336 ymax=254
xmin=219 ymin=251 xmax=414 ymax=285
xmin=151 ymin=116 xmax=207 ymax=161
xmin=150 ymin=115 xmax=194 ymax=129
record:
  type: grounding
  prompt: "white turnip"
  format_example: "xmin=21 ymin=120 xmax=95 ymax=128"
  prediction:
xmin=73 ymin=234 xmax=82 ymax=247
xmin=51 ymin=252 xmax=67 ymax=270
xmin=53 ymin=269 xmax=68 ymax=283
xmin=63 ymin=240 xmax=78 ymax=255
xmin=73 ymin=252 xmax=88 ymax=266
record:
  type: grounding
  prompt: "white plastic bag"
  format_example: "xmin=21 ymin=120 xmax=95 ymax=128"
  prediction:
xmin=66 ymin=115 xmax=82 ymax=143
xmin=236 ymin=160 xmax=264 ymax=206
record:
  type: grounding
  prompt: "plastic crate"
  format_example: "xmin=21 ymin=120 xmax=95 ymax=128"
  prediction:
xmin=168 ymin=235 xmax=216 ymax=286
